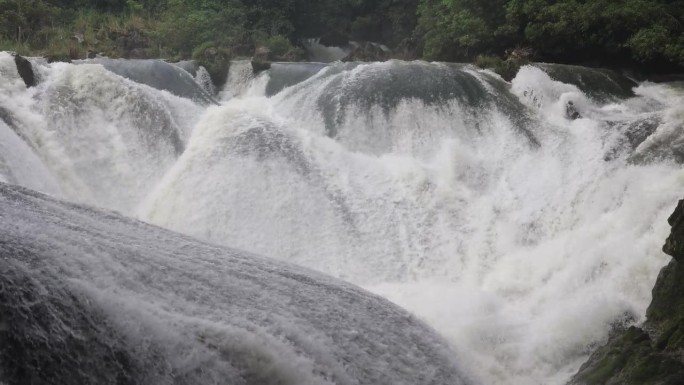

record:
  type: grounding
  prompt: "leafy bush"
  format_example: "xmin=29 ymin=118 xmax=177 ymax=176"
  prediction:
xmin=418 ymin=0 xmax=684 ymax=72
xmin=474 ymin=54 xmax=526 ymax=81
xmin=259 ymin=35 xmax=291 ymax=58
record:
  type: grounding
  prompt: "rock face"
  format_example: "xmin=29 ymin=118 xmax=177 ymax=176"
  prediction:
xmin=663 ymin=200 xmax=684 ymax=260
xmin=570 ymin=200 xmax=684 ymax=385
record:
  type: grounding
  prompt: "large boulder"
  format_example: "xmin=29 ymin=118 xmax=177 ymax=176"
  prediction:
xmin=570 ymin=199 xmax=684 ymax=385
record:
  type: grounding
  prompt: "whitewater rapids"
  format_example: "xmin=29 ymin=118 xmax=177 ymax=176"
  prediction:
xmin=1 ymin=52 xmax=683 ymax=384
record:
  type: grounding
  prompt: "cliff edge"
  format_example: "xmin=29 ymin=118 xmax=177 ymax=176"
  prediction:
xmin=570 ymin=200 xmax=684 ymax=385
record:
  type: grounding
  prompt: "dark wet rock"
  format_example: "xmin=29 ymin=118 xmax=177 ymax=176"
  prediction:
xmin=570 ymin=199 xmax=684 ymax=385
xmin=13 ymin=55 xmax=36 ymax=88
xmin=566 ymin=101 xmax=581 ymax=120
xmin=251 ymin=60 xmax=271 ymax=74
xmin=535 ymin=63 xmax=637 ymax=101
xmin=663 ymin=200 xmax=684 ymax=262
xmin=570 ymin=326 xmax=684 ymax=385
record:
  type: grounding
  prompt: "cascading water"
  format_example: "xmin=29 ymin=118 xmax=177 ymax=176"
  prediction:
xmin=302 ymin=39 xmax=351 ymax=63
xmin=0 ymin=52 xmax=204 ymax=212
xmin=1 ymin=51 xmax=683 ymax=384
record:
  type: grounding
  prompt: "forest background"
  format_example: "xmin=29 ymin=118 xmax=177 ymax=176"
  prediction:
xmin=1 ymin=0 xmax=682 ymax=76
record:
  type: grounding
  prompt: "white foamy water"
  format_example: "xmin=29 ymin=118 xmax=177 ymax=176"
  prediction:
xmin=0 ymin=53 xmax=204 ymax=212
xmin=1 ymin=53 xmax=683 ymax=384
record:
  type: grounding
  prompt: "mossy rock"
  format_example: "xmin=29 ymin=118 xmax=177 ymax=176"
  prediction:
xmin=655 ymin=318 xmax=684 ymax=351
xmin=570 ymin=199 xmax=684 ymax=385
xmin=647 ymin=259 xmax=684 ymax=323
xmin=571 ymin=327 xmax=684 ymax=385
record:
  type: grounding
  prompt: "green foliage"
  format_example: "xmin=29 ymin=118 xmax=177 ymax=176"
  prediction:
xmin=418 ymin=0 xmax=684 ymax=72
xmin=474 ymin=54 xmax=527 ymax=81
xmin=259 ymin=35 xmax=291 ymax=57
xmin=0 ymin=0 xmax=61 ymax=44
xmin=155 ymin=0 xmax=246 ymax=56
xmin=0 ymin=0 xmax=682 ymax=73
xmin=628 ymin=25 xmax=684 ymax=65
xmin=418 ymin=0 xmax=512 ymax=60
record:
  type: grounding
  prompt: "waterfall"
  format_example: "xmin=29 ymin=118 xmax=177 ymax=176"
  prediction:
xmin=1 ymin=52 xmax=683 ymax=384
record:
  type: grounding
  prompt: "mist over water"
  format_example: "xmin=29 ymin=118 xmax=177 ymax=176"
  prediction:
xmin=1 ymin=51 xmax=683 ymax=384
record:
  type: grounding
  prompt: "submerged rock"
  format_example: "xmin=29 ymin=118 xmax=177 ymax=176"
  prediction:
xmin=570 ymin=199 xmax=684 ymax=385
xmin=0 ymin=183 xmax=470 ymax=385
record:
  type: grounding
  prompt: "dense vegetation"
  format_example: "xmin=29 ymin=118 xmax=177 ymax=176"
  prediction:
xmin=419 ymin=0 xmax=684 ymax=72
xmin=1 ymin=0 xmax=682 ymax=73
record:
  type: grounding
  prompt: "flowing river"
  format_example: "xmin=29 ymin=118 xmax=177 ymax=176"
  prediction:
xmin=1 ymin=52 xmax=683 ymax=384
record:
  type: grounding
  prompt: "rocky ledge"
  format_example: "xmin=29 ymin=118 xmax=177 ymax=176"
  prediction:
xmin=570 ymin=200 xmax=684 ymax=385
